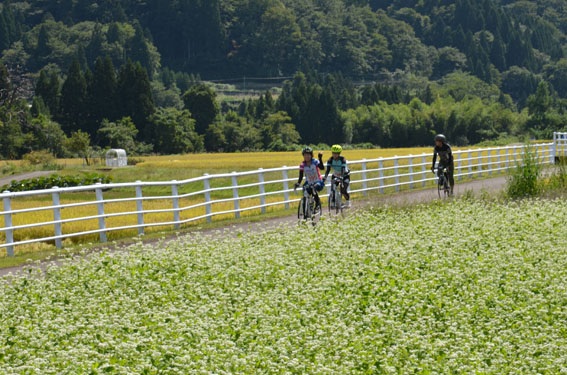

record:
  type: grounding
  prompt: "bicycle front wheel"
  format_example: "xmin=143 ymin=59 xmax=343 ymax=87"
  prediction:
xmin=335 ymin=189 xmax=342 ymax=214
xmin=298 ymin=197 xmax=307 ymax=220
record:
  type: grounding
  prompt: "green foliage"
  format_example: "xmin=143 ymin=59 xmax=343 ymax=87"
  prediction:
xmin=182 ymin=83 xmax=219 ymax=135
xmin=1 ymin=173 xmax=111 ymax=192
xmin=506 ymin=144 xmax=542 ymax=199
xmin=22 ymin=150 xmax=55 ymax=166
xmin=146 ymin=108 xmax=204 ymax=154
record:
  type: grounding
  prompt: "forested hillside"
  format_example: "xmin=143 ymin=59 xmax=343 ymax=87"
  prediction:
xmin=1 ymin=0 xmax=566 ymax=159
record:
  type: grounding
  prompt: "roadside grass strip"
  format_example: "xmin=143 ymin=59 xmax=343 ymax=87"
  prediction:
xmin=1 ymin=198 xmax=566 ymax=373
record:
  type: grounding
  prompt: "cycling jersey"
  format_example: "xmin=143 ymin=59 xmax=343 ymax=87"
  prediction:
xmin=326 ymin=156 xmax=349 ymax=177
xmin=299 ymin=159 xmax=323 ymax=184
xmin=432 ymin=143 xmax=453 ymax=167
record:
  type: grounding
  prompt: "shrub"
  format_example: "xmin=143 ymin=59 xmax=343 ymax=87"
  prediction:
xmin=22 ymin=150 xmax=55 ymax=166
xmin=1 ymin=173 xmax=112 ymax=192
xmin=506 ymin=144 xmax=542 ymax=198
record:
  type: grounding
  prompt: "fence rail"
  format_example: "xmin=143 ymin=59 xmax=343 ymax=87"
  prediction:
xmin=1 ymin=133 xmax=566 ymax=256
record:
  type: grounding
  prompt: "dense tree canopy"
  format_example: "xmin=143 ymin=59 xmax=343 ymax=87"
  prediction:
xmin=0 ymin=0 xmax=566 ymax=158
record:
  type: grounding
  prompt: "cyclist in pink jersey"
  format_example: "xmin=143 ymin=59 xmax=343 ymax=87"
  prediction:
xmin=294 ymin=147 xmax=325 ymax=206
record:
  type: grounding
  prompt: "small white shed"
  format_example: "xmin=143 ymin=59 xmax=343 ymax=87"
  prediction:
xmin=105 ymin=149 xmax=128 ymax=167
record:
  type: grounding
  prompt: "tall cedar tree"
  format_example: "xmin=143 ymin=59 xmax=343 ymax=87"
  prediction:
xmin=116 ymin=59 xmax=155 ymax=140
xmin=34 ymin=69 xmax=60 ymax=116
xmin=59 ymin=58 xmax=87 ymax=133
xmin=87 ymin=56 xmax=117 ymax=134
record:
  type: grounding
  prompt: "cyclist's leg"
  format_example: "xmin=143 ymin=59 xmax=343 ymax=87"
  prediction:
xmin=342 ymin=175 xmax=350 ymax=201
xmin=447 ymin=162 xmax=455 ymax=194
xmin=313 ymin=181 xmax=324 ymax=206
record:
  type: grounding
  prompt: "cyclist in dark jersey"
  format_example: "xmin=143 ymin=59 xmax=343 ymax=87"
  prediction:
xmin=431 ymin=134 xmax=455 ymax=195
xmin=323 ymin=144 xmax=351 ymax=207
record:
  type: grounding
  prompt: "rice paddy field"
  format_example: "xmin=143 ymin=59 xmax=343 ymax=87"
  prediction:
xmin=1 ymin=198 xmax=566 ymax=373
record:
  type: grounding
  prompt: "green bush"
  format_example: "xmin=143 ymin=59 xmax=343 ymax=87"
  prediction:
xmin=506 ymin=144 xmax=542 ymax=198
xmin=1 ymin=173 xmax=112 ymax=192
xmin=22 ymin=150 xmax=55 ymax=166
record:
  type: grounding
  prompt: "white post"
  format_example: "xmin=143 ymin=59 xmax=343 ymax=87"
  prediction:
xmin=379 ymin=159 xmax=385 ymax=194
xmin=203 ymin=174 xmax=212 ymax=223
xmin=457 ymin=154 xmax=463 ymax=181
xmin=282 ymin=168 xmax=290 ymax=210
xmin=394 ymin=158 xmax=400 ymax=192
xmin=135 ymin=182 xmax=145 ymax=235
xmin=505 ymin=147 xmax=510 ymax=169
xmin=552 ymin=133 xmax=557 ymax=162
xmin=487 ymin=150 xmax=492 ymax=176
xmin=496 ymin=149 xmax=502 ymax=172
xmin=468 ymin=150 xmax=473 ymax=177
xmin=52 ymin=187 xmax=62 ymax=249
xmin=171 ymin=182 xmax=180 ymax=230
xmin=95 ymin=184 xmax=107 ymax=243
xmin=3 ymin=193 xmax=14 ymax=257
xmin=361 ymin=159 xmax=368 ymax=196
xmin=478 ymin=150 xmax=483 ymax=178
xmin=232 ymin=172 xmax=240 ymax=219
xmin=258 ymin=168 xmax=266 ymax=214
xmin=421 ymin=154 xmax=427 ymax=187
xmin=408 ymin=156 xmax=414 ymax=189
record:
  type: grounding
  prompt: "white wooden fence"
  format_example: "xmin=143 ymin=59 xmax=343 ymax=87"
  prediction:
xmin=1 ymin=134 xmax=566 ymax=256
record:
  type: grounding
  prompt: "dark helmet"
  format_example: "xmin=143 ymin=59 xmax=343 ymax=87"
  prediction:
xmin=434 ymin=134 xmax=446 ymax=143
xmin=302 ymin=146 xmax=313 ymax=155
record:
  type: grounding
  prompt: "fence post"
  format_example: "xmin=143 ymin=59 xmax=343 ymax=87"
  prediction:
xmin=552 ymin=133 xmax=557 ymax=162
xmin=549 ymin=142 xmax=554 ymax=164
xmin=408 ymin=156 xmax=414 ymax=189
xmin=232 ymin=172 xmax=240 ymax=219
xmin=95 ymin=184 xmax=107 ymax=243
xmin=496 ymin=149 xmax=502 ymax=172
xmin=505 ymin=147 xmax=510 ymax=169
xmin=457 ymin=154 xmax=463 ymax=181
xmin=379 ymin=158 xmax=385 ymax=194
xmin=3 ymin=192 xmax=14 ymax=257
xmin=258 ymin=168 xmax=266 ymax=214
xmin=171 ymin=181 xmax=180 ymax=230
xmin=394 ymin=158 xmax=400 ymax=192
xmin=282 ymin=168 xmax=290 ymax=210
xmin=203 ymin=174 xmax=212 ymax=223
xmin=51 ymin=187 xmax=62 ymax=249
xmin=487 ymin=150 xmax=492 ymax=176
xmin=134 ymin=182 xmax=145 ymax=235
xmin=468 ymin=150 xmax=473 ymax=177
xmin=361 ymin=159 xmax=368 ymax=196
xmin=422 ymin=154 xmax=427 ymax=187
xmin=478 ymin=150 xmax=483 ymax=178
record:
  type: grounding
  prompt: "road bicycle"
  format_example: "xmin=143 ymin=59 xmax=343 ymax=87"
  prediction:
xmin=436 ymin=167 xmax=451 ymax=198
xmin=295 ymin=182 xmax=322 ymax=224
xmin=328 ymin=175 xmax=345 ymax=215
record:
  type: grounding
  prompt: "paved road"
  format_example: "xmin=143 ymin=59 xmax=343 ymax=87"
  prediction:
xmin=0 ymin=175 xmax=508 ymax=277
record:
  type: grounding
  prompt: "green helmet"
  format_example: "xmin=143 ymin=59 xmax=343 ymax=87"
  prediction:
xmin=331 ymin=144 xmax=342 ymax=153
